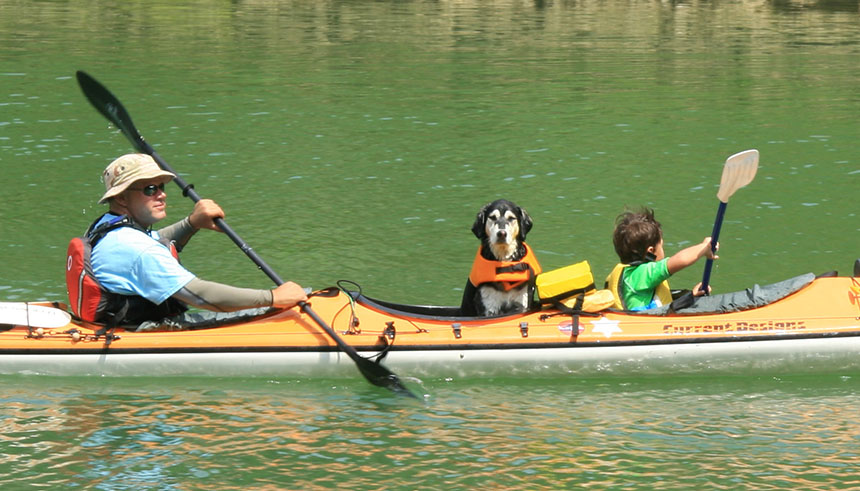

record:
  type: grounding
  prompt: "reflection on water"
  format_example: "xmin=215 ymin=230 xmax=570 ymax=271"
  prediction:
xmin=2 ymin=375 xmax=860 ymax=488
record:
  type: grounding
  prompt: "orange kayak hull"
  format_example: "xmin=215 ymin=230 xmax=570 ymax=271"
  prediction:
xmin=1 ymin=276 xmax=859 ymax=378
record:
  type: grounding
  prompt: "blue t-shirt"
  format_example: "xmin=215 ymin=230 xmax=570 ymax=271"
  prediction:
xmin=90 ymin=214 xmax=195 ymax=305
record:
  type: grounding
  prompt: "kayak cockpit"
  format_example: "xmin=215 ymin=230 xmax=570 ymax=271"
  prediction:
xmin=350 ymin=292 xmax=547 ymax=321
xmin=350 ymin=272 xmax=819 ymax=320
xmin=352 ymin=295 xmax=492 ymax=320
xmin=629 ymin=272 xmax=816 ymax=316
xmin=123 ymin=272 xmax=821 ymax=332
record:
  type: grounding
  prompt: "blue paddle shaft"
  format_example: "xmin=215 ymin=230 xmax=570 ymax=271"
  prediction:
xmin=700 ymin=201 xmax=727 ymax=295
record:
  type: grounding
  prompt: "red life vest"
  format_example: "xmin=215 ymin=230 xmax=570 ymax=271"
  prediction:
xmin=468 ymin=244 xmax=542 ymax=290
xmin=65 ymin=214 xmax=182 ymax=324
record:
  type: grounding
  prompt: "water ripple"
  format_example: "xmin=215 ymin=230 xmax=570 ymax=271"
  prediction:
xmin=2 ymin=376 xmax=860 ymax=489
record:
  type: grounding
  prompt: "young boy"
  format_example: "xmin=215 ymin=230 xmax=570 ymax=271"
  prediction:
xmin=605 ymin=208 xmax=718 ymax=311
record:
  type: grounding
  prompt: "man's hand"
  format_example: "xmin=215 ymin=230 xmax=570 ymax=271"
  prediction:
xmin=271 ymin=281 xmax=309 ymax=308
xmin=188 ymin=199 xmax=226 ymax=232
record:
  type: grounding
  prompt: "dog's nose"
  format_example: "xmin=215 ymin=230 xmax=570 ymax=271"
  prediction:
xmin=496 ymin=230 xmax=507 ymax=240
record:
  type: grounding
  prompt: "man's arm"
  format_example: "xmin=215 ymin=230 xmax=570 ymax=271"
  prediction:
xmin=173 ymin=278 xmax=272 ymax=312
xmin=158 ymin=199 xmax=227 ymax=250
xmin=158 ymin=216 xmax=197 ymax=251
xmin=172 ymin=278 xmax=308 ymax=312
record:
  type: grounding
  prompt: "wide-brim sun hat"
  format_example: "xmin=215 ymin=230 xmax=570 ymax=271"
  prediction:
xmin=99 ymin=153 xmax=175 ymax=204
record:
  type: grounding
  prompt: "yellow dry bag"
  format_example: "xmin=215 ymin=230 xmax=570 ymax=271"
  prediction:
xmin=536 ymin=261 xmax=596 ymax=304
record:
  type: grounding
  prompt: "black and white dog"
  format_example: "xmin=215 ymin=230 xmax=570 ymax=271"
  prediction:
xmin=461 ymin=199 xmax=542 ymax=317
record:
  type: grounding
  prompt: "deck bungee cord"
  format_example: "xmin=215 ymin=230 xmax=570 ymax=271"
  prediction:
xmin=335 ymin=279 xmax=364 ymax=335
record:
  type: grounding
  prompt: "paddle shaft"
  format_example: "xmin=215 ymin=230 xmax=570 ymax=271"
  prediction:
xmin=144 ymin=142 xmax=409 ymax=393
xmin=700 ymin=201 xmax=726 ymax=294
xmin=140 ymin=141 xmax=286 ymax=285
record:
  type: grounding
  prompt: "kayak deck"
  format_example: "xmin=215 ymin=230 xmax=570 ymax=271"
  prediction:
xmin=0 ymin=276 xmax=858 ymax=378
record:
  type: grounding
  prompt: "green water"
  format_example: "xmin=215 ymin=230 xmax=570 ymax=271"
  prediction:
xmin=2 ymin=375 xmax=860 ymax=489
xmin=1 ymin=0 xmax=859 ymax=488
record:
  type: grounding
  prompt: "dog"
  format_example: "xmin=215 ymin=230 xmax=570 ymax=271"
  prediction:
xmin=460 ymin=199 xmax=542 ymax=317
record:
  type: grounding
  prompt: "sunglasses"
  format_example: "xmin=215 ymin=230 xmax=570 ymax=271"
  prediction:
xmin=129 ymin=183 xmax=166 ymax=196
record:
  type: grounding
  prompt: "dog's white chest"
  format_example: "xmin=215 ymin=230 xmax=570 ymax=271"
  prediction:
xmin=478 ymin=285 xmax=530 ymax=317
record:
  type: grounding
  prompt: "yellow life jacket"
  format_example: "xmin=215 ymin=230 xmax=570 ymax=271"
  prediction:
xmin=604 ymin=262 xmax=672 ymax=311
xmin=469 ymin=244 xmax=542 ymax=291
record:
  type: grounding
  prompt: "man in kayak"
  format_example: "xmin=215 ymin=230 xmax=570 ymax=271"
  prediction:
xmin=78 ymin=153 xmax=307 ymax=325
xmin=605 ymin=207 xmax=717 ymax=311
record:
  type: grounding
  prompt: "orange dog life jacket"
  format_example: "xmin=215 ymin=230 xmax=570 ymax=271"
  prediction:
xmin=468 ymin=244 xmax=542 ymax=291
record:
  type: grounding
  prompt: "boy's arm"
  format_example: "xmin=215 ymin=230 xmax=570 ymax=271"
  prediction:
xmin=667 ymin=237 xmax=717 ymax=275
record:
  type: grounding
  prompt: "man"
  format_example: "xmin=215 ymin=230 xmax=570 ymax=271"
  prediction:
xmin=85 ymin=153 xmax=307 ymax=325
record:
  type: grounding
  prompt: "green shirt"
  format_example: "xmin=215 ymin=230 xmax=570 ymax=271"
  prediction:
xmin=621 ymin=258 xmax=671 ymax=310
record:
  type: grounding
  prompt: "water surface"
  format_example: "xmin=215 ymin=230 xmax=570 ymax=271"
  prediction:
xmin=1 ymin=0 xmax=858 ymax=488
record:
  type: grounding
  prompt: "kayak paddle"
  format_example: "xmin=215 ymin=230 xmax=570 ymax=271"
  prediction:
xmin=75 ymin=71 xmax=416 ymax=398
xmin=0 ymin=302 xmax=72 ymax=329
xmin=700 ymin=149 xmax=759 ymax=295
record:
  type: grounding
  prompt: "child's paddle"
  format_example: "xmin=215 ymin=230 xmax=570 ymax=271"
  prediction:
xmin=700 ymin=149 xmax=759 ymax=295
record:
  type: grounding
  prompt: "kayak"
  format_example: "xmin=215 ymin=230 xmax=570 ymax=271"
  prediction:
xmin=2 ymin=273 xmax=859 ymax=379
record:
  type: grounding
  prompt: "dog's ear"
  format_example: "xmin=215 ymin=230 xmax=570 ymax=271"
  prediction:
xmin=516 ymin=205 xmax=533 ymax=241
xmin=472 ymin=203 xmax=489 ymax=239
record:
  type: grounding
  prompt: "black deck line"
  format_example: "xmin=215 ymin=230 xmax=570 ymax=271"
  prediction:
xmin=2 ymin=330 xmax=859 ymax=356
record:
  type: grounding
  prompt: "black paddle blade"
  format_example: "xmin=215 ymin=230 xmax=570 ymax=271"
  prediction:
xmin=76 ymin=71 xmax=147 ymax=153
xmin=301 ymin=302 xmax=416 ymax=397
xmin=355 ymin=357 xmax=418 ymax=398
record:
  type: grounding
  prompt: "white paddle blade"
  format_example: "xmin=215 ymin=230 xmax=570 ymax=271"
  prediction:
xmin=0 ymin=302 xmax=72 ymax=328
xmin=717 ymin=149 xmax=759 ymax=202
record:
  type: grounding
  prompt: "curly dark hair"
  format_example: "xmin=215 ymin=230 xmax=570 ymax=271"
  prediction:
xmin=612 ymin=207 xmax=663 ymax=264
